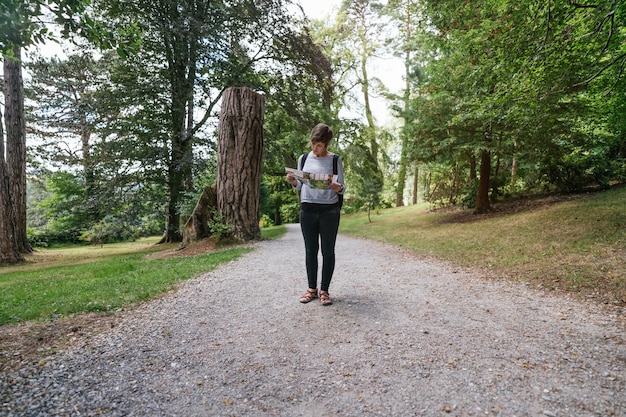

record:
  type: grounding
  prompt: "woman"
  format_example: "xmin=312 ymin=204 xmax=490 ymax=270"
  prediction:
xmin=286 ymin=123 xmax=345 ymax=306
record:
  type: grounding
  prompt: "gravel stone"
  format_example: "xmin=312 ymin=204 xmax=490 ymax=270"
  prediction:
xmin=1 ymin=224 xmax=624 ymax=416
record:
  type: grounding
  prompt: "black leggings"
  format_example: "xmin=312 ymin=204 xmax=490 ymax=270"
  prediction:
xmin=300 ymin=203 xmax=341 ymax=292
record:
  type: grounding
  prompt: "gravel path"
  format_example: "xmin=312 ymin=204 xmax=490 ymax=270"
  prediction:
xmin=1 ymin=223 xmax=625 ymax=417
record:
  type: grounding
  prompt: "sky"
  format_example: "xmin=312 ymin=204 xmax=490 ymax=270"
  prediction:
xmin=299 ymin=0 xmax=343 ymax=20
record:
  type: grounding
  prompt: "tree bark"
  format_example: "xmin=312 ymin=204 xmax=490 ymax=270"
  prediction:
xmin=0 ymin=89 xmax=24 ymax=264
xmin=412 ymin=164 xmax=419 ymax=205
xmin=474 ymin=149 xmax=491 ymax=214
xmin=181 ymin=185 xmax=217 ymax=247
xmin=216 ymin=87 xmax=264 ymax=241
xmin=4 ymin=49 xmax=32 ymax=254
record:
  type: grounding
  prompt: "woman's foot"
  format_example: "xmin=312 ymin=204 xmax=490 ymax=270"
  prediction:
xmin=299 ymin=288 xmax=318 ymax=303
xmin=319 ymin=291 xmax=333 ymax=306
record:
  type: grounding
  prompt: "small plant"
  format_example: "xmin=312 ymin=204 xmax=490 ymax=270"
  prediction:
xmin=208 ymin=208 xmax=233 ymax=240
xmin=259 ymin=214 xmax=274 ymax=228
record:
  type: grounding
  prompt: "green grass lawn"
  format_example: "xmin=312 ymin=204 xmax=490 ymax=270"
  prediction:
xmin=340 ymin=186 xmax=626 ymax=305
xmin=0 ymin=226 xmax=287 ymax=326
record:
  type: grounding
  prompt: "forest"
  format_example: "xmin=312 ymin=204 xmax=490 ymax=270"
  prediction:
xmin=1 ymin=0 xmax=625 ymax=264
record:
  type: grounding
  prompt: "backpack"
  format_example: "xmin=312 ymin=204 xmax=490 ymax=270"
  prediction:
xmin=300 ymin=152 xmax=343 ymax=209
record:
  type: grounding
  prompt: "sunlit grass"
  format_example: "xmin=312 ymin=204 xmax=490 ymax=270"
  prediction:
xmin=0 ymin=225 xmax=287 ymax=325
xmin=340 ymin=187 xmax=626 ymax=304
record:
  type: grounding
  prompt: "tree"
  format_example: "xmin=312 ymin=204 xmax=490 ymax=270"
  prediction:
xmin=96 ymin=0 xmax=310 ymax=243
xmin=217 ymin=87 xmax=264 ymax=241
xmin=338 ymin=0 xmax=385 ymax=163
xmin=260 ymin=24 xmax=337 ymax=225
xmin=384 ymin=0 xmax=424 ymax=206
xmin=0 ymin=104 xmax=23 ymax=263
xmin=4 ymin=48 xmax=32 ymax=253
xmin=1 ymin=0 xmax=136 ymax=263
xmin=26 ymin=51 xmax=107 ymax=224
xmin=410 ymin=0 xmax=625 ymax=213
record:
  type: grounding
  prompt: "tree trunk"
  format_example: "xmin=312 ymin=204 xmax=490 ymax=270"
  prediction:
xmin=4 ymin=49 xmax=32 ymax=254
xmin=511 ymin=138 xmax=519 ymax=188
xmin=181 ymin=185 xmax=217 ymax=247
xmin=396 ymin=15 xmax=413 ymax=208
xmin=160 ymin=135 xmax=192 ymax=243
xmin=412 ymin=164 xmax=419 ymax=205
xmin=492 ymin=153 xmax=501 ymax=202
xmin=469 ymin=152 xmax=477 ymax=182
xmin=474 ymin=149 xmax=491 ymax=214
xmin=216 ymin=87 xmax=264 ymax=241
xmin=0 ymin=91 xmax=24 ymax=264
xmin=396 ymin=131 xmax=408 ymax=207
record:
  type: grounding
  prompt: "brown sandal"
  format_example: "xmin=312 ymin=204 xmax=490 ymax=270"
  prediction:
xmin=319 ymin=291 xmax=333 ymax=306
xmin=299 ymin=288 xmax=318 ymax=303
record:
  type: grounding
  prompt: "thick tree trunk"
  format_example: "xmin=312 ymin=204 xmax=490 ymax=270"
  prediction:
xmin=181 ymin=185 xmax=217 ymax=247
xmin=0 ymin=95 xmax=24 ymax=264
xmin=4 ymin=49 xmax=32 ymax=254
xmin=216 ymin=87 xmax=264 ymax=241
xmin=474 ymin=149 xmax=491 ymax=214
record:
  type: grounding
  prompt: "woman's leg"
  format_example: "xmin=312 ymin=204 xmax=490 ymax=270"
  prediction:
xmin=319 ymin=207 xmax=340 ymax=292
xmin=300 ymin=210 xmax=320 ymax=289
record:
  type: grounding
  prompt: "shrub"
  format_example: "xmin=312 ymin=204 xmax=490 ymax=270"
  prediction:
xmin=81 ymin=215 xmax=142 ymax=245
xmin=208 ymin=208 xmax=233 ymax=240
xmin=259 ymin=214 xmax=274 ymax=228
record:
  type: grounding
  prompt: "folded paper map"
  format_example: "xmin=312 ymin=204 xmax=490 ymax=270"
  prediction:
xmin=286 ymin=167 xmax=338 ymax=190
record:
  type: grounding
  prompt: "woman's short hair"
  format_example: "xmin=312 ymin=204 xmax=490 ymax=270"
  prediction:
xmin=310 ymin=123 xmax=333 ymax=145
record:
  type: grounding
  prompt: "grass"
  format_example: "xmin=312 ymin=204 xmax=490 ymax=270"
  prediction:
xmin=340 ymin=186 xmax=626 ymax=305
xmin=2 ymin=186 xmax=624 ymax=327
xmin=0 ymin=225 xmax=287 ymax=326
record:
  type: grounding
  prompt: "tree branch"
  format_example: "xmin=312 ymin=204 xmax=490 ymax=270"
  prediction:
xmin=604 ymin=55 xmax=626 ymax=95
xmin=568 ymin=1 xmax=598 ymax=9
xmin=574 ymin=51 xmax=626 ymax=87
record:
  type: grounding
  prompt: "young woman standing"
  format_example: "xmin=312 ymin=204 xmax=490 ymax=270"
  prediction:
xmin=286 ymin=123 xmax=345 ymax=306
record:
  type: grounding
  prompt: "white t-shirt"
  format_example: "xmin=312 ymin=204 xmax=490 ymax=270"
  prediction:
xmin=296 ymin=152 xmax=346 ymax=205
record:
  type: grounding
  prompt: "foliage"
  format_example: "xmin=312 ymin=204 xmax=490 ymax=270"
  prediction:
xmin=0 ymin=0 xmax=139 ymax=57
xmin=13 ymin=0 xmax=626 ymax=250
xmin=27 ymin=226 xmax=83 ymax=246
xmin=81 ymin=215 xmax=143 ymax=245
xmin=341 ymin=141 xmax=384 ymax=219
xmin=37 ymin=172 xmax=90 ymax=233
xmin=207 ymin=208 xmax=233 ymax=241
xmin=403 ymin=0 xmax=626 ymax=208
xmin=461 ymin=178 xmax=478 ymax=209
xmin=279 ymin=201 xmax=300 ymax=225
xmin=259 ymin=214 xmax=274 ymax=228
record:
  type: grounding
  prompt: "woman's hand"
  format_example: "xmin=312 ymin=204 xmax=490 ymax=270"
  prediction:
xmin=286 ymin=173 xmax=297 ymax=186
xmin=330 ymin=182 xmax=343 ymax=193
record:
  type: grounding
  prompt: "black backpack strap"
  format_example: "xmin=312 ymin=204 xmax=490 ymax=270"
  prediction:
xmin=333 ymin=154 xmax=343 ymax=209
xmin=300 ymin=152 xmax=308 ymax=170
